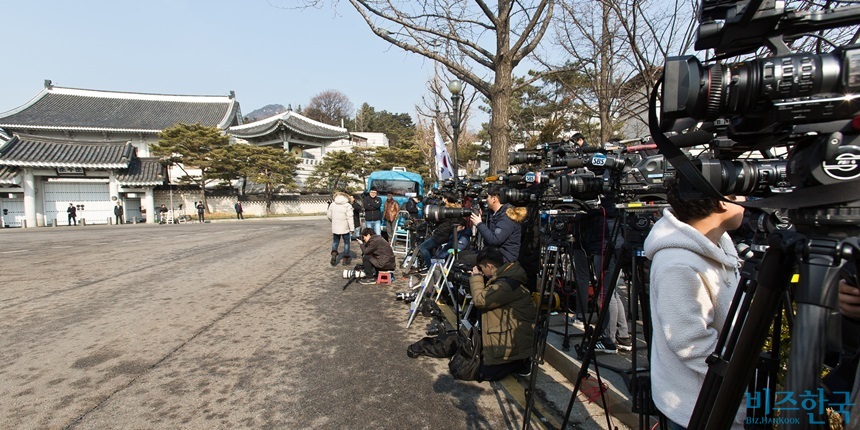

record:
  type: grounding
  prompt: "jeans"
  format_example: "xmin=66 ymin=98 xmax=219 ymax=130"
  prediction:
xmin=332 ymin=233 xmax=351 ymax=256
xmin=418 ymin=238 xmax=442 ymax=267
xmin=365 ymin=220 xmax=382 ymax=236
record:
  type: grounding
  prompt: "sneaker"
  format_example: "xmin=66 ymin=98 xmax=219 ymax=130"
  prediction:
xmin=570 ymin=319 xmax=586 ymax=330
xmin=358 ymin=278 xmax=377 ymax=285
xmin=330 ymin=252 xmax=338 ymax=266
xmin=616 ymin=337 xmax=633 ymax=351
xmin=594 ymin=338 xmax=618 ymax=354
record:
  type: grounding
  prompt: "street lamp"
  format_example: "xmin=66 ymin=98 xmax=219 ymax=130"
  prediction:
xmin=447 ymin=79 xmax=463 ymax=181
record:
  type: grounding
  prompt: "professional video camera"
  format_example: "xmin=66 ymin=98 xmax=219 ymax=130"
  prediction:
xmin=658 ymin=0 xmax=860 ymax=209
xmin=447 ymin=261 xmax=475 ymax=286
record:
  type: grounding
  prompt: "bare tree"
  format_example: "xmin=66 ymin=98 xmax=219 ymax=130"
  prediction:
xmin=547 ymin=0 xmax=697 ymax=142
xmin=415 ymin=64 xmax=480 ymax=173
xmin=303 ymin=90 xmax=355 ymax=126
xmin=297 ymin=0 xmax=554 ymax=173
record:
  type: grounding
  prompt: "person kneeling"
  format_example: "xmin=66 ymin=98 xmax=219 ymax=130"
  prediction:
xmin=469 ymin=247 xmax=537 ymax=381
xmin=357 ymin=228 xmax=396 ymax=285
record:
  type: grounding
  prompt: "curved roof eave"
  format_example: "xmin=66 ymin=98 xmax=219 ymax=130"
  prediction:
xmin=0 ymin=124 xmax=162 ymax=134
xmin=0 ymin=160 xmax=128 ymax=169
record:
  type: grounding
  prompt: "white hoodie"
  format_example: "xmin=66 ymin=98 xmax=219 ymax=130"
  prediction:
xmin=644 ymin=208 xmax=744 ymax=428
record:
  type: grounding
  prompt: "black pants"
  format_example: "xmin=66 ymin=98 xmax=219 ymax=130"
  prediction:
xmin=68 ymin=215 xmax=76 ymax=226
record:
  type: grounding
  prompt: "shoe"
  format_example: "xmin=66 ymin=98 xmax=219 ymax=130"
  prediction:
xmin=330 ymin=251 xmax=338 ymax=266
xmin=358 ymin=277 xmax=377 ymax=285
xmin=616 ymin=337 xmax=633 ymax=351
xmin=570 ymin=319 xmax=586 ymax=330
xmin=594 ymin=338 xmax=618 ymax=354
xmin=342 ymin=258 xmax=351 ymax=266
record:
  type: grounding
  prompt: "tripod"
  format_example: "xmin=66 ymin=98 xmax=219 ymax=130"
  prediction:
xmin=579 ymin=208 xmax=661 ymax=425
xmin=688 ymin=227 xmax=859 ymax=429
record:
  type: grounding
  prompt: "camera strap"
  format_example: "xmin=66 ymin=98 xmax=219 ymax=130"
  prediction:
xmin=648 ymin=79 xmax=860 ymax=210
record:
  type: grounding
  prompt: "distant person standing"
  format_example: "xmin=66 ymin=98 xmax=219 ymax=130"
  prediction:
xmin=235 ymin=201 xmax=244 ymax=220
xmin=114 ymin=202 xmax=124 ymax=225
xmin=383 ymin=194 xmax=400 ymax=240
xmin=196 ymin=201 xmax=205 ymax=223
xmin=67 ymin=203 xmax=77 ymax=226
xmin=349 ymin=195 xmax=362 ymax=239
xmin=362 ymin=187 xmax=382 ymax=235
xmin=159 ymin=204 xmax=169 ymax=224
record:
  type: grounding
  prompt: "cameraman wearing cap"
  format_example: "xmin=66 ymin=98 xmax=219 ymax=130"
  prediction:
xmin=469 ymin=184 xmax=528 ymax=264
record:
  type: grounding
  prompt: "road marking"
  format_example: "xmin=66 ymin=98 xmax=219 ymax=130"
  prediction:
xmin=51 ymin=245 xmax=73 ymax=249
xmin=0 ymin=249 xmax=28 ymax=254
xmin=123 ymin=239 xmax=141 ymax=243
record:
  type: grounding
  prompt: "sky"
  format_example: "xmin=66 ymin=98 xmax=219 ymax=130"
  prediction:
xmin=0 ymin=0 xmax=470 ymax=128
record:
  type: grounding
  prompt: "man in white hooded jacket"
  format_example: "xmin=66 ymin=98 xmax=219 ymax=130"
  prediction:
xmin=644 ymin=179 xmax=746 ymax=429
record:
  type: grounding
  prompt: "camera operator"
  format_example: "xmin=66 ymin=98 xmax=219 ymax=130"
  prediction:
xmin=468 ymin=246 xmax=536 ymax=381
xmin=403 ymin=195 xmax=421 ymax=219
xmin=363 ymin=187 xmax=383 ymax=235
xmin=643 ymin=179 xmax=745 ymax=429
xmin=356 ymin=228 xmax=396 ymax=285
xmin=469 ymin=184 xmax=527 ymax=264
xmin=417 ymin=192 xmax=466 ymax=271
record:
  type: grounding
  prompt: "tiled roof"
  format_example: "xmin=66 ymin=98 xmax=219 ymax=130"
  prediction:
xmin=0 ymin=165 xmax=18 ymax=185
xmin=117 ymin=157 xmax=164 ymax=186
xmin=0 ymin=128 xmax=10 ymax=142
xmin=228 ymin=111 xmax=349 ymax=140
xmin=0 ymin=135 xmax=133 ymax=168
xmin=0 ymin=85 xmax=241 ymax=133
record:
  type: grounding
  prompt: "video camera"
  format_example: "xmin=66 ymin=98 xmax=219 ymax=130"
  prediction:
xmin=657 ymin=0 xmax=860 ymax=219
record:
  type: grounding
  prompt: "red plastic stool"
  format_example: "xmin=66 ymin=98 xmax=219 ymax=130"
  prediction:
xmin=376 ymin=271 xmax=393 ymax=285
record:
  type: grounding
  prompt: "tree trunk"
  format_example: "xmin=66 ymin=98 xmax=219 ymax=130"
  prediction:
xmin=488 ymin=58 xmax=515 ymax=175
xmin=200 ymin=183 xmax=210 ymax=214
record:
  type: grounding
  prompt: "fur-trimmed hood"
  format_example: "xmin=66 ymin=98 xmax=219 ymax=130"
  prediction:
xmin=505 ymin=206 xmax=528 ymax=223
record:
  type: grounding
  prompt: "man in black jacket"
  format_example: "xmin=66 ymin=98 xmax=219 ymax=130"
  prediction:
xmin=356 ymin=228 xmax=396 ymax=284
xmin=362 ymin=188 xmax=382 ymax=235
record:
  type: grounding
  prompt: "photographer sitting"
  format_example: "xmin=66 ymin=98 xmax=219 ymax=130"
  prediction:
xmin=417 ymin=191 xmax=466 ymax=271
xmin=356 ymin=228 xmax=396 ymax=285
xmin=468 ymin=247 xmax=537 ymax=381
xmin=469 ymin=184 xmax=528 ymax=264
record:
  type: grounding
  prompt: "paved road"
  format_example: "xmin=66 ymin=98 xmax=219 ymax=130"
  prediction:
xmin=0 ymin=218 xmax=586 ymax=429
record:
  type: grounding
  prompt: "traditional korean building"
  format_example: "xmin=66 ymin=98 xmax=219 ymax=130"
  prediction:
xmin=226 ymin=110 xmax=353 ymax=187
xmin=0 ymin=81 xmax=242 ymax=226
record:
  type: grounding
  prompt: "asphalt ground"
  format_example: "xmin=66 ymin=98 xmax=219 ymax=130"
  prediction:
xmin=0 ymin=217 xmax=621 ymax=430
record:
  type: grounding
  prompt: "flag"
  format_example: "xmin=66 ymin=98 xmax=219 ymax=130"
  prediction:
xmin=434 ymin=122 xmax=454 ymax=180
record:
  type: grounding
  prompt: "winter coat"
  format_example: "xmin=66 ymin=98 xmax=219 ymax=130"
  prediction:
xmin=363 ymin=195 xmax=383 ymax=221
xmin=476 ymin=203 xmax=527 ymax=263
xmin=234 ymin=202 xmax=243 ymax=213
xmin=383 ymin=199 xmax=400 ymax=222
xmin=643 ymin=208 xmax=744 ymax=429
xmin=469 ymin=262 xmax=536 ymax=366
xmin=327 ymin=194 xmax=355 ymax=235
xmin=430 ymin=217 xmax=465 ymax=244
xmin=403 ymin=198 xmax=420 ymax=218
xmin=359 ymin=234 xmax=396 ymax=271
xmin=114 ymin=205 xmax=123 ymax=216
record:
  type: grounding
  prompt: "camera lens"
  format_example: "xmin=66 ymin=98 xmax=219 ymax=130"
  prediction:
xmin=697 ymin=159 xmax=788 ymax=196
xmin=558 ymin=175 xmax=606 ymax=198
xmin=424 ymin=204 xmax=472 ymax=222
xmin=509 ymin=152 xmax=541 ymax=165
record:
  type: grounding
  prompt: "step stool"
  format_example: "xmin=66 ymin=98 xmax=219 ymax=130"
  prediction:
xmin=376 ymin=271 xmax=394 ymax=285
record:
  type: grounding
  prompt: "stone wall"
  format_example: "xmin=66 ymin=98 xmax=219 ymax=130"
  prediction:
xmin=153 ymin=191 xmax=331 ymax=217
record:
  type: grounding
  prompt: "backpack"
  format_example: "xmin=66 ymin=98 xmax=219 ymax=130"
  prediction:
xmin=448 ymin=325 xmax=482 ymax=381
xmin=406 ymin=332 xmax=458 ymax=359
